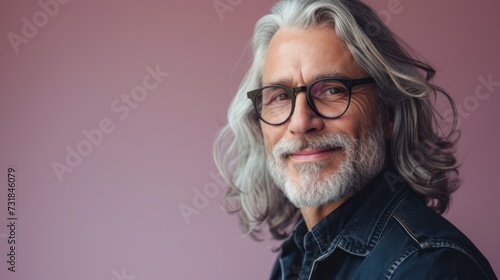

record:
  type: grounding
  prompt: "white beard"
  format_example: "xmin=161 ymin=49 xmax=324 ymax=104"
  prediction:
xmin=266 ymin=120 xmax=386 ymax=208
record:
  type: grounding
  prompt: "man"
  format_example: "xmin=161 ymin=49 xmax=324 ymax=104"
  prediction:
xmin=214 ymin=0 xmax=497 ymax=279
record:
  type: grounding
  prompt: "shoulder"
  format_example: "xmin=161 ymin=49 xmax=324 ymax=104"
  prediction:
xmin=379 ymin=192 xmax=496 ymax=279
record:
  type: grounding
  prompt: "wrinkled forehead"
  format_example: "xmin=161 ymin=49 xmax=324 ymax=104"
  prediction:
xmin=261 ymin=27 xmax=367 ymax=87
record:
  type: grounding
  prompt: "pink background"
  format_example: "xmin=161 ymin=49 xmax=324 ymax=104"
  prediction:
xmin=0 ymin=1 xmax=498 ymax=279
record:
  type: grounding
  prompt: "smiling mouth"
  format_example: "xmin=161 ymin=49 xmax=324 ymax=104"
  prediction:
xmin=289 ymin=147 xmax=340 ymax=161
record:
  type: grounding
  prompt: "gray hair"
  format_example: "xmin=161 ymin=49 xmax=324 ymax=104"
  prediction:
xmin=213 ymin=0 xmax=459 ymax=240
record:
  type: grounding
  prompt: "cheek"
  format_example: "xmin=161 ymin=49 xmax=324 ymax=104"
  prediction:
xmin=261 ymin=125 xmax=279 ymax=153
xmin=336 ymin=96 xmax=380 ymax=138
xmin=351 ymin=94 xmax=379 ymax=117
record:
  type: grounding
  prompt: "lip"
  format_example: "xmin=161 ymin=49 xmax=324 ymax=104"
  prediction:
xmin=289 ymin=147 xmax=339 ymax=161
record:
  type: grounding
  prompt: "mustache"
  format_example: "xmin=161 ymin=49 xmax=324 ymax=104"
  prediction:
xmin=272 ymin=133 xmax=353 ymax=159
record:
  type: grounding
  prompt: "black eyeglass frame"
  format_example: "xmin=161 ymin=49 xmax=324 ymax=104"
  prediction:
xmin=247 ymin=77 xmax=376 ymax=126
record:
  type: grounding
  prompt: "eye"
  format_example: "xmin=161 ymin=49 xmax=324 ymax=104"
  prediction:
xmin=274 ymin=92 xmax=290 ymax=101
xmin=310 ymin=80 xmax=348 ymax=97
xmin=260 ymin=87 xmax=291 ymax=105
xmin=311 ymin=85 xmax=348 ymax=98
xmin=324 ymin=87 xmax=344 ymax=95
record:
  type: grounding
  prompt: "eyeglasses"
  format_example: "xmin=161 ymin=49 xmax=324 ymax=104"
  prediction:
xmin=247 ymin=77 xmax=376 ymax=125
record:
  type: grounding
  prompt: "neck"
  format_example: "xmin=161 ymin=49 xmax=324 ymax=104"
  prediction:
xmin=300 ymin=198 xmax=348 ymax=230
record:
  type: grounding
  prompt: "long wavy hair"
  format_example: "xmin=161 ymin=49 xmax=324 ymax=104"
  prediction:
xmin=213 ymin=0 xmax=459 ymax=241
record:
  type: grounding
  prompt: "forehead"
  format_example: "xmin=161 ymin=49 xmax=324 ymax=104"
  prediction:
xmin=262 ymin=26 xmax=367 ymax=86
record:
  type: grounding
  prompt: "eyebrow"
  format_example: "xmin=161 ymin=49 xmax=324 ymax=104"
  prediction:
xmin=263 ymin=72 xmax=354 ymax=87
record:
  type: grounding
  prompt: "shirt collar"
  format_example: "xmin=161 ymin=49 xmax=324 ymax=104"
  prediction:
xmin=283 ymin=168 xmax=411 ymax=257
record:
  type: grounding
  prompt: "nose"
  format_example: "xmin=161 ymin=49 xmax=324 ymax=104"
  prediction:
xmin=288 ymin=91 xmax=324 ymax=135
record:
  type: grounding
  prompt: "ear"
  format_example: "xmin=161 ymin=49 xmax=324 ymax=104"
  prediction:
xmin=383 ymin=109 xmax=394 ymax=141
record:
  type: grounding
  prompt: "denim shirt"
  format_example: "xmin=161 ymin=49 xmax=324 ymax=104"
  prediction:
xmin=269 ymin=169 xmax=497 ymax=280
